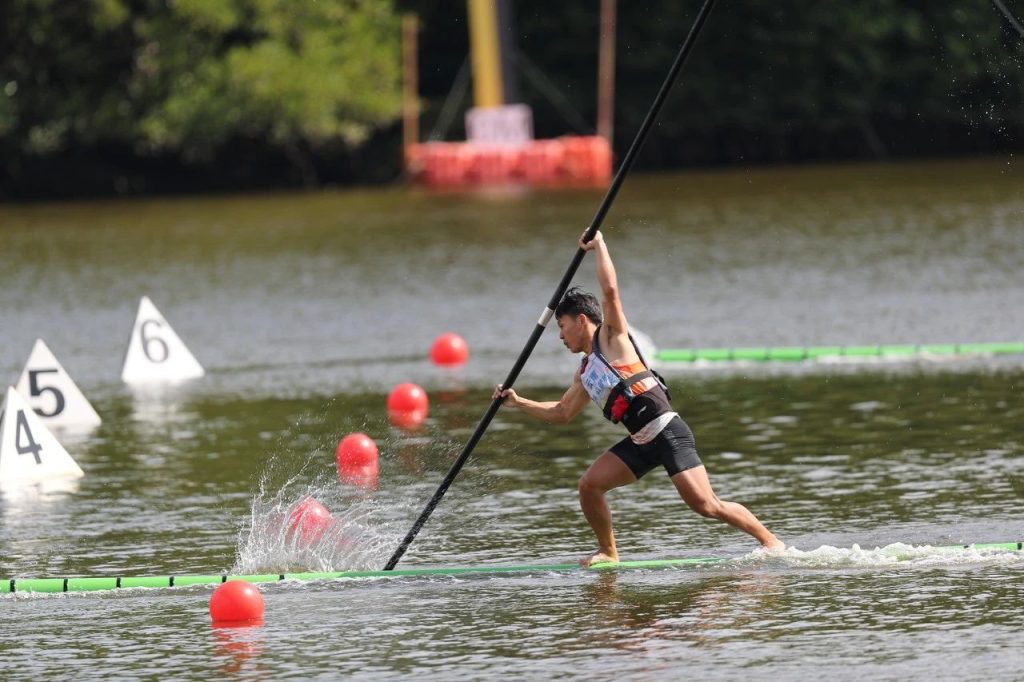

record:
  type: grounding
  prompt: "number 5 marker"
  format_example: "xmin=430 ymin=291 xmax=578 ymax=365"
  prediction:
xmin=15 ymin=339 xmax=101 ymax=430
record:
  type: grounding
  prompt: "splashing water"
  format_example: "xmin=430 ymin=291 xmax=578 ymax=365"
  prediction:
xmin=737 ymin=542 xmax=1023 ymax=570
xmin=233 ymin=473 xmax=401 ymax=574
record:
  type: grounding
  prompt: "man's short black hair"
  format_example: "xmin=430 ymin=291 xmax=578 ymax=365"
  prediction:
xmin=555 ymin=286 xmax=603 ymax=324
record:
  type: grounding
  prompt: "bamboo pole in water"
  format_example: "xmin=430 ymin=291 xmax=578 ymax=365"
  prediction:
xmin=597 ymin=0 xmax=617 ymax=146
xmin=6 ymin=543 xmax=1020 ymax=593
xmin=402 ymin=14 xmax=420 ymax=156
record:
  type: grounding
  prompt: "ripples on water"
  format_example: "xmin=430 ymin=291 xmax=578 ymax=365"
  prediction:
xmin=3 ymin=370 xmax=1020 ymax=680
xmin=1 ymin=161 xmax=1022 ymax=679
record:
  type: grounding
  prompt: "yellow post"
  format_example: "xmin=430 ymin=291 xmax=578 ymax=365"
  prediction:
xmin=467 ymin=0 xmax=504 ymax=108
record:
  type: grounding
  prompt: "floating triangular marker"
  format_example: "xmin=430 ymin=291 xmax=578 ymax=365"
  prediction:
xmin=15 ymin=339 xmax=101 ymax=429
xmin=121 ymin=296 xmax=205 ymax=384
xmin=0 ymin=387 xmax=84 ymax=485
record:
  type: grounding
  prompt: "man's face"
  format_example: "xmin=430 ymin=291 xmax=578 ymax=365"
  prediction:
xmin=556 ymin=314 xmax=588 ymax=353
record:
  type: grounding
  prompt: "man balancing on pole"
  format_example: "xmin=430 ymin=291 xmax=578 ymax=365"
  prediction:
xmin=494 ymin=230 xmax=784 ymax=567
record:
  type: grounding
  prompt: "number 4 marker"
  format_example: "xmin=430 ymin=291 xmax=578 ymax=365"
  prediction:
xmin=0 ymin=387 xmax=84 ymax=486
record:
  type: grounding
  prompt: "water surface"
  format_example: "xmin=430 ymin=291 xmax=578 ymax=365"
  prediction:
xmin=1 ymin=158 xmax=1022 ymax=680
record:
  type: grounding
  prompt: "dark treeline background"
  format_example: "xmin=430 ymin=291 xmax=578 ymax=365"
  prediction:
xmin=2 ymin=0 xmax=1022 ymax=201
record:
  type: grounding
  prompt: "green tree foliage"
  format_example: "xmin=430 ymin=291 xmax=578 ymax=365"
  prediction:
xmin=508 ymin=0 xmax=1024 ymax=162
xmin=1 ymin=0 xmax=401 ymax=185
xmin=3 ymin=0 xmax=1023 ymax=198
xmin=412 ymin=0 xmax=1023 ymax=161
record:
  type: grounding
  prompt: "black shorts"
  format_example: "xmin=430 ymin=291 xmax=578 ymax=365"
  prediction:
xmin=610 ymin=415 xmax=703 ymax=479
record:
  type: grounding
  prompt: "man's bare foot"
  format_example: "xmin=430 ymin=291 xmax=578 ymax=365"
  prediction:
xmin=580 ymin=550 xmax=619 ymax=567
xmin=761 ymin=537 xmax=786 ymax=553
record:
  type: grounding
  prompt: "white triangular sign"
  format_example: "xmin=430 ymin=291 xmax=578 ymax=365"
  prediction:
xmin=121 ymin=296 xmax=205 ymax=384
xmin=0 ymin=387 xmax=84 ymax=485
xmin=15 ymin=339 xmax=102 ymax=429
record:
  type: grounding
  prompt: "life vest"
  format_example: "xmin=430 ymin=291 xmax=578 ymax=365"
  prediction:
xmin=579 ymin=326 xmax=672 ymax=433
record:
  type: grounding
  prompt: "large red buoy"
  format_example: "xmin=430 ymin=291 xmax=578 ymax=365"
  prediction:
xmin=430 ymin=332 xmax=470 ymax=367
xmin=388 ymin=408 xmax=426 ymax=429
xmin=336 ymin=433 xmax=378 ymax=469
xmin=210 ymin=581 xmax=264 ymax=623
xmin=343 ymin=464 xmax=379 ymax=489
xmin=387 ymin=383 xmax=429 ymax=428
xmin=336 ymin=433 xmax=380 ymax=486
xmin=387 ymin=383 xmax=429 ymax=413
xmin=286 ymin=496 xmax=333 ymax=546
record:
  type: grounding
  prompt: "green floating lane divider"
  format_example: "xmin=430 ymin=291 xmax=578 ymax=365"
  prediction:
xmin=655 ymin=342 xmax=1024 ymax=363
xmin=5 ymin=543 xmax=1021 ymax=594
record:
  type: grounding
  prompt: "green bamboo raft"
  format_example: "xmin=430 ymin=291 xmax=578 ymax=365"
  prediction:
xmin=6 ymin=542 xmax=1021 ymax=594
xmin=654 ymin=342 xmax=1024 ymax=363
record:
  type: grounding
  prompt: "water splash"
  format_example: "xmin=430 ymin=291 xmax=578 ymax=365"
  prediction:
xmin=233 ymin=472 xmax=399 ymax=574
xmin=737 ymin=542 xmax=1022 ymax=569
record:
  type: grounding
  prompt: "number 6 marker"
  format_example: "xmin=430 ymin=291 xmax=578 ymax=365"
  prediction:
xmin=121 ymin=296 xmax=205 ymax=384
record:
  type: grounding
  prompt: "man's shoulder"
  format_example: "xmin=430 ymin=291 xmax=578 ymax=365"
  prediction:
xmin=600 ymin=327 xmax=640 ymax=364
xmin=598 ymin=323 xmax=630 ymax=345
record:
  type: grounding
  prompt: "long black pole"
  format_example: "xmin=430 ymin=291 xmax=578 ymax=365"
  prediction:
xmin=384 ymin=0 xmax=719 ymax=571
xmin=992 ymin=0 xmax=1024 ymax=38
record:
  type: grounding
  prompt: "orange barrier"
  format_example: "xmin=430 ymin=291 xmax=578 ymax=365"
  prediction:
xmin=466 ymin=146 xmax=517 ymax=184
xmin=562 ymin=136 xmax=612 ymax=184
xmin=517 ymin=139 xmax=565 ymax=184
xmin=408 ymin=136 xmax=611 ymax=188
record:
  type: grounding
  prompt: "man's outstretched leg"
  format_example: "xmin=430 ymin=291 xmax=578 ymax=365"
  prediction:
xmin=671 ymin=465 xmax=783 ymax=549
xmin=577 ymin=451 xmax=636 ymax=566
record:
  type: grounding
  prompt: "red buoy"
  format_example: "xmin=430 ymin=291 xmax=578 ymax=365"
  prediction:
xmin=286 ymin=496 xmax=333 ymax=546
xmin=387 ymin=383 xmax=429 ymax=414
xmin=387 ymin=383 xmax=429 ymax=428
xmin=430 ymin=332 xmax=470 ymax=366
xmin=389 ymin=408 xmax=427 ymax=429
xmin=336 ymin=433 xmax=380 ymax=486
xmin=209 ymin=581 xmax=264 ymax=623
xmin=336 ymin=433 xmax=379 ymax=469
xmin=343 ymin=464 xmax=379 ymax=489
